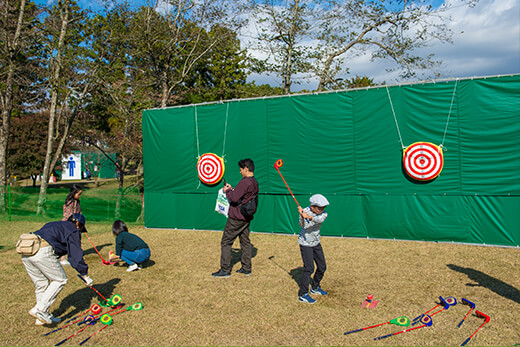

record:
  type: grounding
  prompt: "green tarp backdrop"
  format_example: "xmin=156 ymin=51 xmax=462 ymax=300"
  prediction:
xmin=142 ymin=75 xmax=520 ymax=247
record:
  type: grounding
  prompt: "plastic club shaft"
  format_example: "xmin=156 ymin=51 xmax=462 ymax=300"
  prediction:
xmin=44 ymin=310 xmax=91 ymax=336
xmin=77 ymin=305 xmax=123 ymax=326
xmin=54 ymin=324 xmax=91 ymax=346
xmin=374 ymin=323 xmax=430 ymax=341
xmin=77 ymin=274 xmax=109 ymax=302
xmin=458 ymin=298 xmax=476 ymax=328
xmin=413 ymin=305 xmax=440 ymax=322
xmin=79 ymin=324 xmax=109 ymax=346
xmin=44 ymin=311 xmax=90 ymax=336
xmin=274 ymin=160 xmax=300 ymax=207
xmin=89 ymin=285 xmax=109 ymax=302
xmin=84 ymin=233 xmax=109 ymax=264
xmin=413 ymin=296 xmax=451 ymax=323
xmin=344 ymin=321 xmax=389 ymax=335
xmin=461 ymin=311 xmax=490 ymax=346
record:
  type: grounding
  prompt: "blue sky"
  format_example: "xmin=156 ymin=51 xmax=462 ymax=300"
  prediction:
xmin=38 ymin=0 xmax=520 ymax=90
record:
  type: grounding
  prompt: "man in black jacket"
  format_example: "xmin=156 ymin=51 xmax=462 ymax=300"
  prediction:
xmin=22 ymin=213 xmax=93 ymax=325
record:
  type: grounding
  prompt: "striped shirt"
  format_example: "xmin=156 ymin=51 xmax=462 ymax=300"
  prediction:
xmin=298 ymin=207 xmax=328 ymax=247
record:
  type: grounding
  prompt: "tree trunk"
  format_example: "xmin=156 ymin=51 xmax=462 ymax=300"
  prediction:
xmin=114 ymin=171 xmax=124 ymax=220
xmin=136 ymin=161 xmax=144 ymax=222
xmin=161 ymin=73 xmax=168 ymax=108
xmin=0 ymin=0 xmax=27 ymax=213
xmin=37 ymin=0 xmax=69 ymax=215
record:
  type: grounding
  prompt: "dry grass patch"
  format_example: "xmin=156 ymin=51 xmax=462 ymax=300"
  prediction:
xmin=1 ymin=220 xmax=519 ymax=346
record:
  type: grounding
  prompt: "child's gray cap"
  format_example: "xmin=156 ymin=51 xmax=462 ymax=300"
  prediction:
xmin=309 ymin=194 xmax=329 ymax=207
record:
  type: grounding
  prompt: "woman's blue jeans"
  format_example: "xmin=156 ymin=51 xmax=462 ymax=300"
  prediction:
xmin=120 ymin=248 xmax=151 ymax=266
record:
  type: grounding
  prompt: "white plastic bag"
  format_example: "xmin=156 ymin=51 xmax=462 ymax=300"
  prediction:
xmin=215 ymin=188 xmax=229 ymax=217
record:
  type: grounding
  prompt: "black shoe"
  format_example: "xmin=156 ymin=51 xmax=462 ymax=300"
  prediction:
xmin=212 ymin=269 xmax=231 ymax=278
xmin=236 ymin=268 xmax=251 ymax=276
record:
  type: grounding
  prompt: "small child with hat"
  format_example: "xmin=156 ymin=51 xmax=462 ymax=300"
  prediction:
xmin=297 ymin=194 xmax=329 ymax=304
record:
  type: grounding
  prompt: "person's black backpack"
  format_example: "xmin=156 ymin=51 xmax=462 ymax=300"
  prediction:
xmin=240 ymin=177 xmax=259 ymax=217
xmin=240 ymin=195 xmax=258 ymax=217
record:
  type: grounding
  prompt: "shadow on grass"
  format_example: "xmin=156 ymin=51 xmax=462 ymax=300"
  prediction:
xmin=84 ymin=243 xmax=112 ymax=258
xmin=117 ymin=259 xmax=156 ymax=269
xmin=267 ymin=255 xmax=303 ymax=286
xmin=52 ymin=278 xmax=121 ymax=320
xmin=230 ymin=244 xmax=258 ymax=270
xmin=447 ymin=264 xmax=520 ymax=304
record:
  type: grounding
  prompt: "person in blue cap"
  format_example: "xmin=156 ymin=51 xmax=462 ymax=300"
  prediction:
xmin=21 ymin=213 xmax=93 ymax=325
xmin=297 ymin=194 xmax=330 ymax=304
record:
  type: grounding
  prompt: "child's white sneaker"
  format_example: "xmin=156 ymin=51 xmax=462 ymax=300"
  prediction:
xmin=126 ymin=264 xmax=139 ymax=272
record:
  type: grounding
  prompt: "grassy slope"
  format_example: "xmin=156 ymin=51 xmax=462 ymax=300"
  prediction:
xmin=1 ymin=219 xmax=519 ymax=346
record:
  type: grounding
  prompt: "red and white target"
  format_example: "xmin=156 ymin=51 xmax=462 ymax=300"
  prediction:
xmin=403 ymin=142 xmax=444 ymax=181
xmin=197 ymin=153 xmax=225 ymax=185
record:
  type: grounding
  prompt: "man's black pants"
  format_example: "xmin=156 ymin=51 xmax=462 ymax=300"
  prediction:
xmin=220 ymin=217 xmax=251 ymax=272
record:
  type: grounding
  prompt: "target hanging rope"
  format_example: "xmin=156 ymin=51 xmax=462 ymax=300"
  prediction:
xmin=403 ymin=142 xmax=444 ymax=181
xmin=197 ymin=153 xmax=225 ymax=185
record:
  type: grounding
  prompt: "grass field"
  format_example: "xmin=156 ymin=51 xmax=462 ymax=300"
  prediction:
xmin=1 ymin=219 xmax=519 ymax=346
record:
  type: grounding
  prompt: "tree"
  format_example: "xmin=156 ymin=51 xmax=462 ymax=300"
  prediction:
xmin=313 ymin=0 xmax=478 ymax=91
xmin=247 ymin=0 xmax=478 ymax=92
xmin=130 ymin=0 xmax=245 ymax=108
xmin=346 ymin=75 xmax=376 ymax=89
xmin=248 ymin=0 xmax=314 ymax=94
xmin=0 ymin=0 xmax=41 ymax=210
xmin=36 ymin=0 xmax=91 ymax=214
xmin=80 ymin=3 xmax=152 ymax=220
xmin=7 ymin=112 xmax=50 ymax=186
xmin=177 ymin=24 xmax=251 ymax=103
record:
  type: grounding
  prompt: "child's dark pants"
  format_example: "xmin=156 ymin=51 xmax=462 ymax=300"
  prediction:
xmin=298 ymin=243 xmax=326 ymax=296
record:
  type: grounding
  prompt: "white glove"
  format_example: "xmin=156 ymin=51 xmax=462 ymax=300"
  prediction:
xmin=83 ymin=275 xmax=93 ymax=286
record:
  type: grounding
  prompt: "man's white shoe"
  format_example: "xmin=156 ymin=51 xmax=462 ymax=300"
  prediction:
xmin=60 ymin=259 xmax=70 ymax=266
xmin=126 ymin=263 xmax=139 ymax=272
xmin=34 ymin=314 xmax=61 ymax=325
xmin=29 ymin=308 xmax=53 ymax=325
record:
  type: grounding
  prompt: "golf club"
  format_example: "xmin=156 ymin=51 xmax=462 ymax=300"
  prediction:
xmin=344 ymin=316 xmax=410 ymax=335
xmin=84 ymin=232 xmax=111 ymax=265
xmin=274 ymin=159 xmax=300 ymax=207
xmin=374 ymin=314 xmax=433 ymax=341
xmin=458 ymin=298 xmax=476 ymax=328
xmin=413 ymin=296 xmax=456 ymax=325
xmin=79 ymin=323 xmax=110 ymax=346
xmin=54 ymin=320 xmax=95 ymax=346
xmin=79 ymin=313 xmax=114 ymax=345
xmin=77 ymin=274 xmax=109 ymax=303
xmin=43 ymin=303 xmax=101 ymax=336
xmin=460 ymin=311 xmax=490 ymax=346
xmin=77 ymin=304 xmax=124 ymax=326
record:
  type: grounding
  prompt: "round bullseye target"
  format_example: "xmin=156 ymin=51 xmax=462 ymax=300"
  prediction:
xmin=197 ymin=153 xmax=225 ymax=185
xmin=403 ymin=142 xmax=443 ymax=181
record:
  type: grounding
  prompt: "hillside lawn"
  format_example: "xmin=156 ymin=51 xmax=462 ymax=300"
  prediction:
xmin=0 ymin=218 xmax=519 ymax=346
